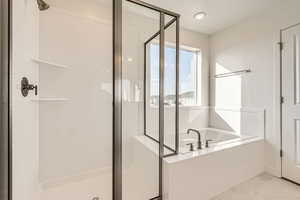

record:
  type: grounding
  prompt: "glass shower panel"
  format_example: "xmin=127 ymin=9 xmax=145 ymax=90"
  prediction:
xmin=145 ymin=37 xmax=160 ymax=143
xmin=38 ymin=1 xmax=112 ymax=199
xmin=144 ymin=16 xmax=178 ymax=154
xmin=122 ymin=1 xmax=160 ymax=199
xmin=164 ymin=17 xmax=178 ymax=153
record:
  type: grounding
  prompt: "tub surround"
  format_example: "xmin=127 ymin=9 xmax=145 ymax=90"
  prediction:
xmin=164 ymin=139 xmax=264 ymax=200
xmin=135 ymin=132 xmax=265 ymax=200
xmin=166 ymin=137 xmax=262 ymax=163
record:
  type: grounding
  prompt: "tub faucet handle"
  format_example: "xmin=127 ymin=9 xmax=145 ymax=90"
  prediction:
xmin=198 ymin=141 xmax=202 ymax=150
xmin=186 ymin=143 xmax=194 ymax=151
xmin=205 ymin=139 xmax=213 ymax=148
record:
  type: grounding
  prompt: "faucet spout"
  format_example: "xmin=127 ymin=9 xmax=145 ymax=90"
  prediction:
xmin=187 ymin=129 xmax=202 ymax=149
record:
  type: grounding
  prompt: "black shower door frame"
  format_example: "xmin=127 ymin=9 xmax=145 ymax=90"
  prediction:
xmin=0 ymin=0 xmax=12 ymax=200
xmin=113 ymin=0 xmax=180 ymax=199
xmin=143 ymin=16 xmax=180 ymax=156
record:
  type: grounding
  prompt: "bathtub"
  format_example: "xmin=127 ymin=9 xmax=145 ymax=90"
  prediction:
xmin=134 ymin=128 xmax=264 ymax=200
xmin=179 ymin=128 xmax=256 ymax=154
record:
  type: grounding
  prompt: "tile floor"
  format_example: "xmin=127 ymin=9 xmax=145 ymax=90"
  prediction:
xmin=211 ymin=173 xmax=300 ymax=200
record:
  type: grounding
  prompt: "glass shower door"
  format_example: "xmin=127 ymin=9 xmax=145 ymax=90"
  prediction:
xmin=122 ymin=2 xmax=161 ymax=199
xmin=121 ymin=1 xmax=180 ymax=199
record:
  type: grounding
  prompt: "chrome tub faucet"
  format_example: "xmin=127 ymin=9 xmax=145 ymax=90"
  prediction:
xmin=187 ymin=129 xmax=202 ymax=150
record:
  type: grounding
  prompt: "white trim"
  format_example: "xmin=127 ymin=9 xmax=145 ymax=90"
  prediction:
xmin=213 ymin=106 xmax=266 ymax=113
xmin=179 ymin=105 xmax=209 ymax=110
xmin=149 ymin=105 xmax=209 ymax=110
xmin=265 ymin=165 xmax=281 ymax=178
xmin=272 ymin=30 xmax=282 ymax=178
xmin=150 ymin=105 xmax=265 ymax=112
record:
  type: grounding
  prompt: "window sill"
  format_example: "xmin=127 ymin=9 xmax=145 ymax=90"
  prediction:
xmin=149 ymin=105 xmax=209 ymax=110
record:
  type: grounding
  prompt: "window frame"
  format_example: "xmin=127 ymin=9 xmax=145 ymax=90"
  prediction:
xmin=147 ymin=41 xmax=202 ymax=108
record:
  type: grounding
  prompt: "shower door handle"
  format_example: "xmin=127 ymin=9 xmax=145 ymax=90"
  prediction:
xmin=21 ymin=77 xmax=38 ymax=97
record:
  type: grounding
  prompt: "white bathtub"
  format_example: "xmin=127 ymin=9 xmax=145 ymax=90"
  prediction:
xmin=180 ymin=128 xmax=256 ymax=153
xmin=135 ymin=128 xmax=264 ymax=200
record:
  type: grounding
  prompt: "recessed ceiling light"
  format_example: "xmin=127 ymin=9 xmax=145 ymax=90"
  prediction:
xmin=194 ymin=12 xmax=207 ymax=20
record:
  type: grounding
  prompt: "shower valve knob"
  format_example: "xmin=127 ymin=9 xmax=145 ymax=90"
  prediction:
xmin=21 ymin=77 xmax=38 ymax=97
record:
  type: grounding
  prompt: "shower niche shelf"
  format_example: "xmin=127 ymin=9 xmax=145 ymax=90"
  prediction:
xmin=31 ymin=58 xmax=70 ymax=69
xmin=31 ymin=98 xmax=69 ymax=102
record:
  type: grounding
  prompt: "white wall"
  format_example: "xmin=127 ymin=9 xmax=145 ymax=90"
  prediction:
xmin=12 ymin=0 xmax=40 ymax=199
xmin=209 ymin=0 xmax=300 ymax=176
xmin=39 ymin=4 xmax=113 ymax=183
xmin=38 ymin=1 xmax=114 ymax=200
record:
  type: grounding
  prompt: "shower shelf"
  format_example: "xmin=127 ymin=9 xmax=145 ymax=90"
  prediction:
xmin=31 ymin=58 xmax=70 ymax=69
xmin=31 ymin=98 xmax=69 ymax=102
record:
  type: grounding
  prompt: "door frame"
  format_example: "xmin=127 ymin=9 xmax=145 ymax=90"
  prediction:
xmin=0 ymin=0 xmax=12 ymax=199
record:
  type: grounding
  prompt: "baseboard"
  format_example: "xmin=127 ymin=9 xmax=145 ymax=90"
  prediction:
xmin=265 ymin=165 xmax=281 ymax=178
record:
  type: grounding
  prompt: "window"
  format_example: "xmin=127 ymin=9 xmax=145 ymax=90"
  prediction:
xmin=149 ymin=43 xmax=201 ymax=106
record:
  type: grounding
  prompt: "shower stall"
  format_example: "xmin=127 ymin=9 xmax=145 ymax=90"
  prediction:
xmin=1 ymin=0 xmax=180 ymax=200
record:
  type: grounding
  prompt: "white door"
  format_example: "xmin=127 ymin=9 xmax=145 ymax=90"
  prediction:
xmin=282 ymin=24 xmax=300 ymax=184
